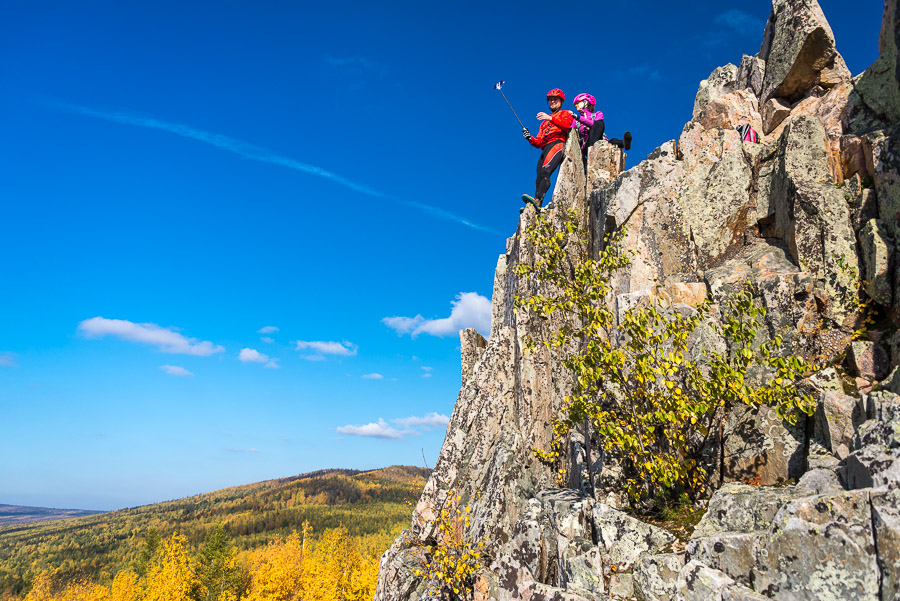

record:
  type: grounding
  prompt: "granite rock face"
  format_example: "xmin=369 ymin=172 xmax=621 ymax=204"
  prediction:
xmin=694 ymin=64 xmax=739 ymax=119
xmin=460 ymin=328 xmax=487 ymax=385
xmin=759 ymin=0 xmax=851 ymax=104
xmin=375 ymin=1 xmax=900 ymax=599
xmin=633 ymin=553 xmax=684 ymax=601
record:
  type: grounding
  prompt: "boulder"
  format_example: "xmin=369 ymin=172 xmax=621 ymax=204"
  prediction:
xmin=587 ymin=140 xmax=626 ymax=190
xmin=847 ymin=340 xmax=890 ymax=380
xmin=679 ymin=129 xmax=753 ymax=269
xmin=515 ymin=580 xmax=610 ymax=601
xmin=592 ymin=140 xmax=693 ymax=294
xmin=633 ymin=553 xmax=684 ymax=601
xmin=704 ymin=243 xmax=827 ymax=358
xmin=460 ymin=328 xmax=487 ymax=385
xmin=887 ymin=366 xmax=900 ymax=395
xmin=840 ymin=391 xmax=900 ymax=489
xmin=607 ymin=573 xmax=633 ymax=599
xmin=863 ymin=128 xmax=900 ymax=244
xmin=374 ymin=531 xmax=426 ymax=601
xmin=798 ymin=366 xmax=843 ymax=396
xmin=840 ymin=137 xmax=869 ymax=180
xmin=674 ymin=561 xmax=769 ymax=601
xmin=722 ymin=403 xmax=807 ymax=485
xmin=766 ymin=80 xmax=853 ymax=140
xmin=551 ymin=129 xmax=587 ymax=211
xmin=760 ymin=0 xmax=851 ymax=104
xmin=503 ymin=498 xmax=546 ymax=587
xmin=737 ymin=54 xmax=766 ymax=97
xmin=812 ymin=390 xmax=865 ymax=459
xmin=752 ymin=490 xmax=879 ymax=601
xmin=692 ymin=482 xmax=807 ymax=538
xmin=766 ymin=116 xmax=859 ymax=325
xmin=559 ymin=544 xmax=606 ymax=598
xmin=762 ymin=97 xmax=791 ymax=134
xmin=685 ymin=532 xmax=759 ymax=588
xmin=853 ymin=0 xmax=900 ymax=126
xmin=795 ymin=467 xmax=844 ymax=494
xmin=686 ymin=484 xmax=882 ymax=601
xmin=872 ymin=487 xmax=900 ymax=601
xmin=698 ymin=89 xmax=762 ymax=134
xmin=592 ymin=503 xmax=676 ymax=572
xmin=694 ymin=64 xmax=739 ymax=118
xmin=860 ymin=220 xmax=894 ymax=307
xmin=490 ymin=254 xmax=509 ymax=340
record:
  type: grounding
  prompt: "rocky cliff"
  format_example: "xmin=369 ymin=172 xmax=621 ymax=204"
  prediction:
xmin=376 ymin=1 xmax=900 ymax=599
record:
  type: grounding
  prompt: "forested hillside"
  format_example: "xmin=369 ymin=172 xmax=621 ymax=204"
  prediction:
xmin=1 ymin=466 xmax=427 ymax=599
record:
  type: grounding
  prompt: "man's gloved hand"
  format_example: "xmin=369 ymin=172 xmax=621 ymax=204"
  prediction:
xmin=523 ymin=127 xmax=532 ymax=139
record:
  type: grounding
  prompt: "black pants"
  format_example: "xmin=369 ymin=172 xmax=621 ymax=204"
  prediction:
xmin=582 ymin=119 xmax=625 ymax=163
xmin=535 ymin=141 xmax=565 ymax=203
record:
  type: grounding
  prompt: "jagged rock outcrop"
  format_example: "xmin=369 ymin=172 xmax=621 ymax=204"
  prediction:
xmin=375 ymin=1 xmax=900 ymax=599
xmin=759 ymin=0 xmax=851 ymax=104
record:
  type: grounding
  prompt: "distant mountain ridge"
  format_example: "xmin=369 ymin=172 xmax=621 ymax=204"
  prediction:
xmin=0 ymin=504 xmax=104 ymax=526
xmin=0 ymin=465 xmax=429 ymax=597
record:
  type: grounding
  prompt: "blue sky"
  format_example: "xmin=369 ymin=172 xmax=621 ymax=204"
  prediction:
xmin=0 ymin=0 xmax=883 ymax=510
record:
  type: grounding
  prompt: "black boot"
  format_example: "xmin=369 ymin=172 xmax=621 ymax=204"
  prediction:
xmin=624 ymin=131 xmax=632 ymax=151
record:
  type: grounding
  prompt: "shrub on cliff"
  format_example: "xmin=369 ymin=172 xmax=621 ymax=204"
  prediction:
xmin=515 ymin=209 xmax=817 ymax=503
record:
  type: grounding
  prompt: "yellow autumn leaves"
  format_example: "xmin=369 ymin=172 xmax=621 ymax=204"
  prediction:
xmin=23 ymin=525 xmax=384 ymax=601
xmin=414 ymin=493 xmax=485 ymax=600
xmin=516 ymin=209 xmax=818 ymax=502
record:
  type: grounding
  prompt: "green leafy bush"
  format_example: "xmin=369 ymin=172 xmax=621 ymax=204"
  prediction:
xmin=515 ymin=210 xmax=816 ymax=502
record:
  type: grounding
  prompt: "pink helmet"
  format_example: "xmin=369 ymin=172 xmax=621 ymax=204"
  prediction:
xmin=573 ymin=93 xmax=596 ymax=108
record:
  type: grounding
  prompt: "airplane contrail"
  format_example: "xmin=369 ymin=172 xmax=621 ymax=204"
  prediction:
xmin=50 ymin=101 xmax=501 ymax=235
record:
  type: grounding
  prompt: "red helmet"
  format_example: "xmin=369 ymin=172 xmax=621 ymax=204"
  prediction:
xmin=546 ymin=88 xmax=565 ymax=102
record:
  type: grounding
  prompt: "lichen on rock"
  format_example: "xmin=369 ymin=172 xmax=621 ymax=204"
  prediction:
xmin=375 ymin=1 xmax=900 ymax=599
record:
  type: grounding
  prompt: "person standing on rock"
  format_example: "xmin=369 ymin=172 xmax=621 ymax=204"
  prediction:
xmin=521 ymin=88 xmax=574 ymax=212
xmin=572 ymin=92 xmax=632 ymax=167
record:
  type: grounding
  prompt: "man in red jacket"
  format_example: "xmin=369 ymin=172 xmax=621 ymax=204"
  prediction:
xmin=522 ymin=88 xmax=574 ymax=211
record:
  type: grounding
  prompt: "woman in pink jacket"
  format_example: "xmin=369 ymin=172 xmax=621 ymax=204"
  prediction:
xmin=572 ymin=93 xmax=631 ymax=165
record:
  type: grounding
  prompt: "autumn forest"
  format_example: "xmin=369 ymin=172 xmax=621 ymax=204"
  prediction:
xmin=0 ymin=467 xmax=429 ymax=601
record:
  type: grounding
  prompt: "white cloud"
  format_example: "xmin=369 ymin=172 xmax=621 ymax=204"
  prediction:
xmin=160 ymin=364 xmax=193 ymax=377
xmin=239 ymin=348 xmax=269 ymax=363
xmin=362 ymin=373 xmax=384 ymax=380
xmin=258 ymin=325 xmax=279 ymax=334
xmin=294 ymin=340 xmax=358 ymax=357
xmin=300 ymin=354 xmax=327 ymax=362
xmin=264 ymin=359 xmax=281 ymax=369
xmin=422 ymin=366 xmax=433 ymax=378
xmin=337 ymin=412 xmax=450 ymax=440
xmin=260 ymin=336 xmax=275 ymax=344
xmin=383 ymin=292 xmax=491 ymax=338
xmin=225 ymin=447 xmax=261 ymax=453
xmin=337 ymin=419 xmax=403 ymax=440
xmin=77 ymin=317 xmax=224 ymax=356
xmin=393 ymin=413 xmax=451 ymax=429
xmin=0 ymin=352 xmax=17 ymax=367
